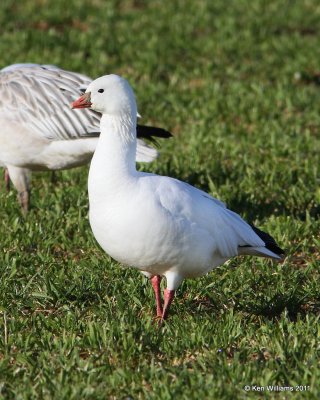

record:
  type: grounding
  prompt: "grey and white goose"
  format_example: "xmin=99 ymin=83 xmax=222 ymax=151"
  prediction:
xmin=0 ymin=63 xmax=171 ymax=212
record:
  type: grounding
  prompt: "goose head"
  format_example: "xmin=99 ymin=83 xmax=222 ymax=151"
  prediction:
xmin=71 ymin=74 xmax=137 ymax=118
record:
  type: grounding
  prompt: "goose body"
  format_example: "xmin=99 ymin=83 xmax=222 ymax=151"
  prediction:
xmin=0 ymin=64 xmax=171 ymax=211
xmin=72 ymin=74 xmax=284 ymax=320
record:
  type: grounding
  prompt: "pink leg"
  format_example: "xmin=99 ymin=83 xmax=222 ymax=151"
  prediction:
xmin=4 ymin=169 xmax=10 ymax=191
xmin=19 ymin=190 xmax=30 ymax=215
xmin=151 ymin=275 xmax=163 ymax=317
xmin=161 ymin=289 xmax=175 ymax=321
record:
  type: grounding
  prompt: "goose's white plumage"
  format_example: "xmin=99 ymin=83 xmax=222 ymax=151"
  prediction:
xmin=72 ymin=74 xmax=284 ymax=321
xmin=0 ymin=64 xmax=165 ymax=211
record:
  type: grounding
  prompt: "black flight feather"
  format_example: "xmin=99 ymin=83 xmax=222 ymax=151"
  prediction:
xmin=249 ymin=224 xmax=285 ymax=256
xmin=136 ymin=124 xmax=172 ymax=145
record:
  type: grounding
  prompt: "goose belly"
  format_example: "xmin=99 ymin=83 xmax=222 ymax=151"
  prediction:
xmin=89 ymin=202 xmax=219 ymax=277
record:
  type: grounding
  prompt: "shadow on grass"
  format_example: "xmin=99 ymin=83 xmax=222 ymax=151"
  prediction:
xmin=226 ymin=193 xmax=320 ymax=222
xmin=184 ymin=292 xmax=320 ymax=322
xmin=237 ymin=293 xmax=319 ymax=321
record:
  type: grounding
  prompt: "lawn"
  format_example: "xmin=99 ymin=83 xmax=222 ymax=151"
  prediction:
xmin=0 ymin=0 xmax=320 ymax=398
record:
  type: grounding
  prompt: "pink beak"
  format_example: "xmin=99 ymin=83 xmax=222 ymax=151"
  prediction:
xmin=71 ymin=92 xmax=92 ymax=109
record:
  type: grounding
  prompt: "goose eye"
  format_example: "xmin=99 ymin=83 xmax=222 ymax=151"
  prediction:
xmin=98 ymin=89 xmax=104 ymax=93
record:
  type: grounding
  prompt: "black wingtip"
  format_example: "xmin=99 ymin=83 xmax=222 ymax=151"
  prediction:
xmin=136 ymin=124 xmax=173 ymax=144
xmin=250 ymin=224 xmax=285 ymax=256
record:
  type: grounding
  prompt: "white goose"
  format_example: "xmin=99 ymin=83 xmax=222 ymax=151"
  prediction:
xmin=0 ymin=64 xmax=171 ymax=212
xmin=72 ymin=75 xmax=284 ymax=321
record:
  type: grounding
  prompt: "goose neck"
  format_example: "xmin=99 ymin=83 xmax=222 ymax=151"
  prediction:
xmin=88 ymin=113 xmax=137 ymax=199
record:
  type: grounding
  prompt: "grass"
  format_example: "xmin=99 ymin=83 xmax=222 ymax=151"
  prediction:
xmin=0 ymin=0 xmax=320 ymax=398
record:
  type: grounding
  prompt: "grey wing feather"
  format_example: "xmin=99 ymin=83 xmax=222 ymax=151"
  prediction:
xmin=0 ymin=64 xmax=100 ymax=141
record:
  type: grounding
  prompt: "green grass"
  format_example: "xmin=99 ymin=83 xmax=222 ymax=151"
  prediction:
xmin=0 ymin=0 xmax=320 ymax=398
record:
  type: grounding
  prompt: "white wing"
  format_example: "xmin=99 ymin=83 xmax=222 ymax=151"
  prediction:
xmin=153 ymin=176 xmax=265 ymax=258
